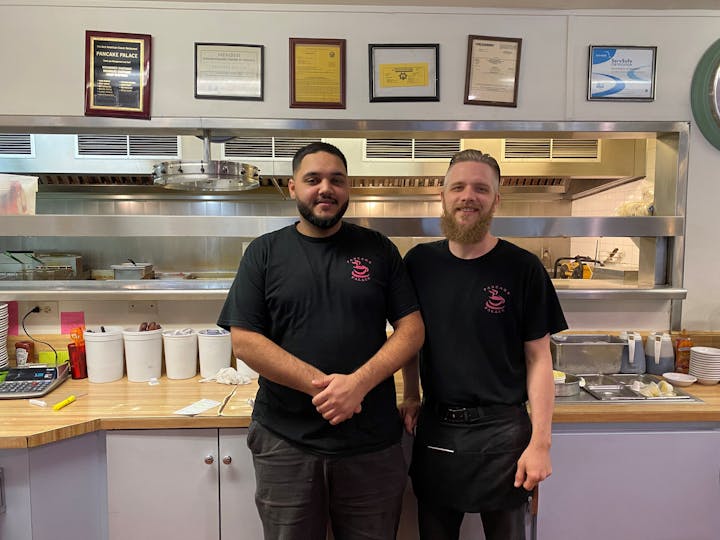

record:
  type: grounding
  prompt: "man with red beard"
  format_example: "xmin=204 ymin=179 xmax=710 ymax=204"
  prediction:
xmin=400 ymin=149 xmax=567 ymax=540
xmin=218 ymin=142 xmax=424 ymax=540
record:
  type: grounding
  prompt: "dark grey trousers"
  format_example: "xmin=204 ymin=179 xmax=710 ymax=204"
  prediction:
xmin=247 ymin=421 xmax=408 ymax=540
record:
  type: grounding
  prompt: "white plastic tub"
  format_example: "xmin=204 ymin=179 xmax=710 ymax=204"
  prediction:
xmin=84 ymin=326 xmax=124 ymax=383
xmin=162 ymin=330 xmax=198 ymax=379
xmin=198 ymin=328 xmax=231 ymax=378
xmin=123 ymin=327 xmax=163 ymax=382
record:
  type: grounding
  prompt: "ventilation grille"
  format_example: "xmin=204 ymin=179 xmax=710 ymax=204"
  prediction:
xmin=32 ymin=174 xmax=570 ymax=191
xmin=224 ymin=137 xmax=321 ymax=159
xmin=38 ymin=174 xmax=154 ymax=185
xmin=503 ymin=139 xmax=599 ymax=160
xmin=77 ymin=135 xmax=179 ymax=158
xmin=0 ymin=134 xmax=33 ymax=156
xmin=501 ymin=177 xmax=567 ymax=187
xmin=414 ymin=139 xmax=461 ymax=159
xmin=365 ymin=138 xmax=460 ymax=159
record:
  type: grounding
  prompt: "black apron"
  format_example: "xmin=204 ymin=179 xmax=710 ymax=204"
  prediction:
xmin=409 ymin=403 xmax=532 ymax=512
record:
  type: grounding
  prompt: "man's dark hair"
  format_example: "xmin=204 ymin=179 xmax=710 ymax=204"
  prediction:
xmin=292 ymin=142 xmax=348 ymax=173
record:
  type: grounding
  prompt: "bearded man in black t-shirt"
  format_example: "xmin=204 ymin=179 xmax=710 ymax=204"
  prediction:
xmin=401 ymin=149 xmax=567 ymax=540
xmin=218 ymin=142 xmax=424 ymax=540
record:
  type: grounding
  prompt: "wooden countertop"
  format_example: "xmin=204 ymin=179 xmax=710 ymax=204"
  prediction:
xmin=2 ymin=374 xmax=720 ymax=449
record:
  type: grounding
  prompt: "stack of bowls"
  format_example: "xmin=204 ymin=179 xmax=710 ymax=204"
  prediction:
xmin=689 ymin=346 xmax=720 ymax=385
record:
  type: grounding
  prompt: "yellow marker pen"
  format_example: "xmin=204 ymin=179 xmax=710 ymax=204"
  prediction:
xmin=52 ymin=393 xmax=87 ymax=411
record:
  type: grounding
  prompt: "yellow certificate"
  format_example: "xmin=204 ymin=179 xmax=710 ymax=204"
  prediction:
xmin=379 ymin=63 xmax=428 ymax=88
xmin=293 ymin=43 xmax=342 ymax=104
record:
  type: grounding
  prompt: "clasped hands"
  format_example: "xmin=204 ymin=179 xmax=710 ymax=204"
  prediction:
xmin=311 ymin=373 xmax=365 ymax=426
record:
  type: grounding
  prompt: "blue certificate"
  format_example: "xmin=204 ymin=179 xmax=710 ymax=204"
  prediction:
xmin=588 ymin=46 xmax=656 ymax=101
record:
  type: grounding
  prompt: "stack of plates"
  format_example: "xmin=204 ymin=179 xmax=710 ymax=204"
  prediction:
xmin=0 ymin=303 xmax=8 ymax=370
xmin=689 ymin=346 xmax=720 ymax=385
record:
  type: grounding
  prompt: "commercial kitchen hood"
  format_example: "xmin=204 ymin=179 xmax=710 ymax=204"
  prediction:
xmin=0 ymin=133 xmax=646 ymax=199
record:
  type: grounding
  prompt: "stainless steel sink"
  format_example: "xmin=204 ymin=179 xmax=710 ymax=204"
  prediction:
xmin=555 ymin=374 xmax=703 ymax=403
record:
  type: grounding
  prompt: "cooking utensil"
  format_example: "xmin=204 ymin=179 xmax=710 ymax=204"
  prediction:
xmin=555 ymin=374 xmax=581 ymax=396
xmin=553 ymin=256 xmax=603 ymax=279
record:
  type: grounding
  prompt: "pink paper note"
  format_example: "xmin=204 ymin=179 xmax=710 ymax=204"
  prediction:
xmin=7 ymin=301 xmax=18 ymax=335
xmin=61 ymin=311 xmax=85 ymax=335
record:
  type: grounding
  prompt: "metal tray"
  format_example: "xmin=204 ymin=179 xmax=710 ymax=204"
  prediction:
xmin=579 ymin=374 xmax=696 ymax=401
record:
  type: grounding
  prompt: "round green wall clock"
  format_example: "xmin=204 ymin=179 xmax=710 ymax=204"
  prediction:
xmin=691 ymin=38 xmax=720 ymax=150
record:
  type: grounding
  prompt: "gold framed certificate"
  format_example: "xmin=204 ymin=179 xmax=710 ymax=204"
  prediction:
xmin=85 ymin=30 xmax=151 ymax=119
xmin=290 ymin=38 xmax=346 ymax=109
xmin=464 ymin=35 xmax=521 ymax=108
xmin=195 ymin=43 xmax=264 ymax=100
xmin=369 ymin=44 xmax=439 ymax=102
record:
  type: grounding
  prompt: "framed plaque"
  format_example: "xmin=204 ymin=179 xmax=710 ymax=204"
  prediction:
xmin=195 ymin=43 xmax=264 ymax=100
xmin=464 ymin=35 xmax=521 ymax=108
xmin=588 ymin=46 xmax=657 ymax=101
xmin=369 ymin=44 xmax=439 ymax=102
xmin=85 ymin=30 xmax=151 ymax=119
xmin=290 ymin=38 xmax=346 ymax=109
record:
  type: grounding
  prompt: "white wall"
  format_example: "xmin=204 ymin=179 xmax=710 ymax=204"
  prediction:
xmin=2 ymin=2 xmax=720 ymax=330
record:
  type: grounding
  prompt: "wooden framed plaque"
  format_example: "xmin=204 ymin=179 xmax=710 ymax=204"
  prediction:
xmin=85 ymin=30 xmax=151 ymax=119
xmin=290 ymin=38 xmax=346 ymax=109
xmin=464 ymin=35 xmax=521 ymax=108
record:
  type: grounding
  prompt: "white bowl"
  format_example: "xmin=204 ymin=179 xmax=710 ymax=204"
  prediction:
xmin=662 ymin=372 xmax=697 ymax=387
xmin=696 ymin=378 xmax=720 ymax=385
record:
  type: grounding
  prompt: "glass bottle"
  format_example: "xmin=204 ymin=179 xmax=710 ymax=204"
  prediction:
xmin=674 ymin=329 xmax=693 ymax=375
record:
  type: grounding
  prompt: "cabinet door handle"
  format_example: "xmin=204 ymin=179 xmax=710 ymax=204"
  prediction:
xmin=222 ymin=456 xmax=232 ymax=465
xmin=204 ymin=455 xmax=215 ymax=465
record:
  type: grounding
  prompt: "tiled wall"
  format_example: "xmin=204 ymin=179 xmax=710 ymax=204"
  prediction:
xmin=570 ymin=179 xmax=650 ymax=268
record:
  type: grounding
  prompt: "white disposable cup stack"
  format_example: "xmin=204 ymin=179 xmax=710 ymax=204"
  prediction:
xmin=198 ymin=328 xmax=232 ymax=378
xmin=123 ymin=327 xmax=163 ymax=382
xmin=162 ymin=330 xmax=198 ymax=379
xmin=84 ymin=326 xmax=124 ymax=383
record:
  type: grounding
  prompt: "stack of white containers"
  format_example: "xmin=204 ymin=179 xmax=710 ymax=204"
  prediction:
xmin=689 ymin=346 xmax=720 ymax=385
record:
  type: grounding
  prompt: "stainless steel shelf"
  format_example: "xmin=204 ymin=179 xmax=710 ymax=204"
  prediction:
xmin=0 ymin=116 xmax=690 ymax=138
xmin=0 ymin=215 xmax=684 ymax=238
xmin=0 ymin=279 xmax=687 ymax=302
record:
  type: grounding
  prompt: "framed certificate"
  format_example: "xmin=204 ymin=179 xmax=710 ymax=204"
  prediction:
xmin=369 ymin=44 xmax=439 ymax=102
xmin=195 ymin=43 xmax=264 ymax=100
xmin=588 ymin=46 xmax=657 ymax=101
xmin=290 ymin=38 xmax=346 ymax=109
xmin=464 ymin=35 xmax=521 ymax=108
xmin=85 ymin=30 xmax=151 ymax=119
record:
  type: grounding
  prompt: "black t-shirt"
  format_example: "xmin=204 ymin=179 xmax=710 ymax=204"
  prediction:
xmin=404 ymin=239 xmax=567 ymax=406
xmin=218 ymin=222 xmax=419 ymax=455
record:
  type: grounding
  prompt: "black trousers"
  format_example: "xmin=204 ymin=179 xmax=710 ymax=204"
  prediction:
xmin=418 ymin=498 xmax=527 ymax=540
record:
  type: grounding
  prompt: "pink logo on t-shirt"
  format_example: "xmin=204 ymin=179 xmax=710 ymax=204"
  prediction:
xmin=348 ymin=257 xmax=372 ymax=282
xmin=483 ymin=285 xmax=510 ymax=314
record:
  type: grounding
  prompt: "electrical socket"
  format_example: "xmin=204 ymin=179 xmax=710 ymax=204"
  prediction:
xmin=128 ymin=301 xmax=158 ymax=314
xmin=36 ymin=301 xmax=58 ymax=315
xmin=21 ymin=301 xmax=59 ymax=330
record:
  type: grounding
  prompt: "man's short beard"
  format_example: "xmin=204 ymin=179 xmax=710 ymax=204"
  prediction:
xmin=297 ymin=199 xmax=349 ymax=230
xmin=441 ymin=207 xmax=494 ymax=244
